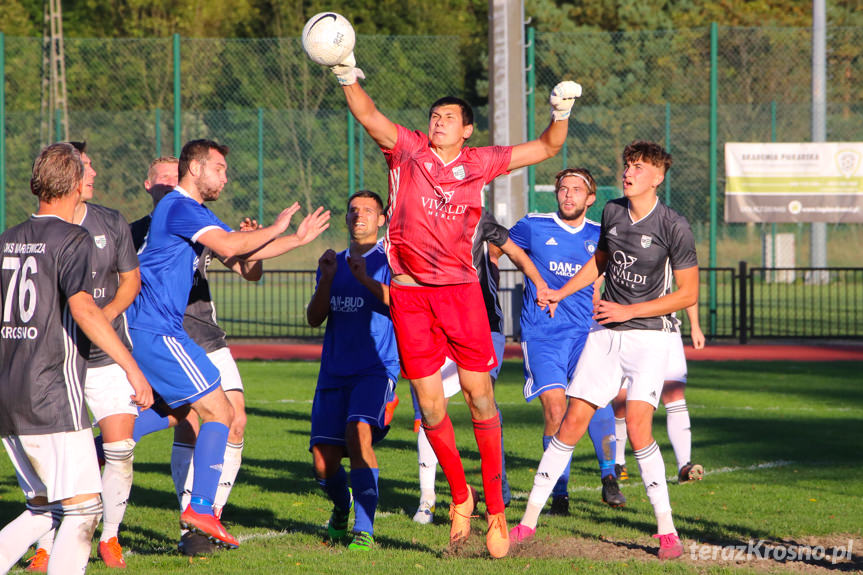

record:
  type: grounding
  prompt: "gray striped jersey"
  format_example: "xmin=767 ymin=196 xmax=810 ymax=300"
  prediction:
xmin=0 ymin=216 xmax=94 ymax=435
xmin=597 ymin=198 xmax=697 ymax=332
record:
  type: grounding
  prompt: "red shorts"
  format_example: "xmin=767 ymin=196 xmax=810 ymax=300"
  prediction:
xmin=389 ymin=281 xmax=497 ymax=380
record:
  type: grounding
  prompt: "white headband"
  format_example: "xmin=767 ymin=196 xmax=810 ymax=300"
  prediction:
xmin=558 ymin=172 xmax=593 ymax=192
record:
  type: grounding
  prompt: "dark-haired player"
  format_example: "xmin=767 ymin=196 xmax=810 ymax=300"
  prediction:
xmin=307 ymin=190 xmax=398 ymax=552
xmin=326 ymin=45 xmax=580 ymax=559
xmin=125 ymin=139 xmax=329 ymax=549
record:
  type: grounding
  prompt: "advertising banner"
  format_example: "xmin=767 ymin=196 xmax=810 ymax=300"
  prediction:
xmin=724 ymin=142 xmax=863 ymax=223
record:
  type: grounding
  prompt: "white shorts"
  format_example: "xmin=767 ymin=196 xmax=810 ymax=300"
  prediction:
xmin=85 ymin=363 xmax=138 ymax=423
xmin=440 ymin=357 xmax=461 ymax=399
xmin=3 ymin=429 xmax=102 ymax=502
xmin=619 ymin=332 xmax=687 ymax=389
xmin=208 ymin=347 xmax=244 ymax=393
xmin=665 ymin=332 xmax=688 ymax=383
xmin=566 ymin=324 xmax=673 ymax=409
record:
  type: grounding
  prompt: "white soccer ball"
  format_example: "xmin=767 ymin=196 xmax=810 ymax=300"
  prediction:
xmin=302 ymin=12 xmax=356 ymax=67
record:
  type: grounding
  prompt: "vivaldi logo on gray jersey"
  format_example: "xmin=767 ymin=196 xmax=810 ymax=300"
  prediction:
xmin=609 ymin=250 xmax=647 ymax=287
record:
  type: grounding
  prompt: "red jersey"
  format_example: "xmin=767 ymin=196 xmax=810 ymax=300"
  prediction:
xmin=383 ymin=125 xmax=512 ymax=285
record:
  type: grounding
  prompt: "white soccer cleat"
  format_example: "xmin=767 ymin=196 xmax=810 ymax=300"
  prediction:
xmin=412 ymin=500 xmax=435 ymax=524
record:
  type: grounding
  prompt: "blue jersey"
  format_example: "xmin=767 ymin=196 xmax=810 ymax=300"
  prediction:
xmin=318 ymin=242 xmax=400 ymax=384
xmin=129 ymin=188 xmax=231 ymax=337
xmin=509 ymin=213 xmax=600 ymax=341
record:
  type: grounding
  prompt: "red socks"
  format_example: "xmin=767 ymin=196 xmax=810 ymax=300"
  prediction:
xmin=473 ymin=415 xmax=504 ymax=515
xmin=422 ymin=414 xmax=468 ymax=504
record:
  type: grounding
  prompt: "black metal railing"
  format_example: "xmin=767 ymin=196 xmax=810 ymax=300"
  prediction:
xmin=208 ymin=265 xmax=863 ymax=342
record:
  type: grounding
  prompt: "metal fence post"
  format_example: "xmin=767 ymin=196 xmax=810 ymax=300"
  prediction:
xmin=155 ymin=108 xmax=162 ymax=156
xmin=347 ymin=109 xmax=355 ymax=197
xmin=664 ymin=101 xmax=671 ymax=206
xmin=708 ymin=22 xmax=719 ymax=338
xmin=526 ymin=26 xmax=536 ymax=212
xmin=738 ymin=260 xmax=748 ymax=344
xmin=358 ymin=130 xmax=365 ymax=190
xmin=0 ymin=32 xmax=5 ymax=231
xmin=257 ymin=107 xmax=264 ymax=224
xmin=770 ymin=100 xmax=776 ymax=283
xmin=173 ymin=33 xmax=181 ymax=156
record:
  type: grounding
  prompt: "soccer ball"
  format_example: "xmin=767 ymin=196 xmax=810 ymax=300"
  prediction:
xmin=302 ymin=12 xmax=356 ymax=67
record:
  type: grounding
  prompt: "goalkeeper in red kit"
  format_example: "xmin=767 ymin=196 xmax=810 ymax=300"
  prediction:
xmin=327 ymin=51 xmax=580 ymax=559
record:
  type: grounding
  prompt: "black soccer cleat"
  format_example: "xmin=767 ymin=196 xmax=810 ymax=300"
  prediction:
xmin=178 ymin=531 xmax=217 ymax=556
xmin=548 ymin=494 xmax=569 ymax=516
xmin=601 ymin=474 xmax=626 ymax=507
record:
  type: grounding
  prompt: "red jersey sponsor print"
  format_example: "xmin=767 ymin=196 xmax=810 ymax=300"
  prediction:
xmin=383 ymin=125 xmax=512 ymax=285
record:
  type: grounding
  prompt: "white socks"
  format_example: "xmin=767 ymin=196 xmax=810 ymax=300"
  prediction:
xmin=614 ymin=417 xmax=627 ymax=465
xmin=665 ymin=399 xmax=691 ymax=470
xmin=0 ymin=503 xmax=60 ymax=572
xmin=214 ymin=441 xmax=244 ymax=516
xmin=50 ymin=498 xmax=102 ymax=575
xmin=417 ymin=427 xmax=437 ymax=504
xmin=634 ymin=441 xmax=676 ymax=535
xmin=521 ymin=436 xmax=575 ymax=529
xmin=100 ymin=438 xmax=135 ymax=542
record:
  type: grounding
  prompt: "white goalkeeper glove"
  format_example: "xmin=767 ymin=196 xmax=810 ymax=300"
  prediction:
xmin=331 ymin=52 xmax=365 ymax=86
xmin=549 ymin=81 xmax=582 ymax=121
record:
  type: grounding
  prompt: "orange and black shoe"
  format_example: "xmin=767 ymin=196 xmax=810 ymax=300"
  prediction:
xmin=180 ymin=505 xmax=239 ymax=549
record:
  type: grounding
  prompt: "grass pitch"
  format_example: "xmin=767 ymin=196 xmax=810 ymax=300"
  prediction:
xmin=1 ymin=359 xmax=861 ymax=573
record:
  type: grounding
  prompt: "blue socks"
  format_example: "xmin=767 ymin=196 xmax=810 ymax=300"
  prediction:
xmin=317 ymin=466 xmax=351 ymax=512
xmin=350 ymin=468 xmax=379 ymax=535
xmin=189 ymin=421 xmax=229 ymax=514
xmin=132 ymin=406 xmax=171 ymax=443
xmin=588 ymin=404 xmax=617 ymax=478
xmin=544 ymin=434 xmax=571 ymax=497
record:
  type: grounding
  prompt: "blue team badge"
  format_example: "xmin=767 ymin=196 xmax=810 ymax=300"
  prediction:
xmin=584 ymin=239 xmax=597 ymax=254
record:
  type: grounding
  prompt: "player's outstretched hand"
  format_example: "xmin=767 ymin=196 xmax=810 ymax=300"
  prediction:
xmin=550 ymin=81 xmax=583 ymax=121
xmin=593 ymin=299 xmax=634 ymax=325
xmin=127 ymin=368 xmax=154 ymax=410
xmin=239 ymin=217 xmax=260 ymax=231
xmin=295 ymin=207 xmax=331 ymax=245
xmin=331 ymin=52 xmax=365 ymax=86
xmin=318 ymin=248 xmax=338 ymax=278
xmin=273 ymin=202 xmax=302 ymax=233
xmin=691 ymin=323 xmax=706 ymax=349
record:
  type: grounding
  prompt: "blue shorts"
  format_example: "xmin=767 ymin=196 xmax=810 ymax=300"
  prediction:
xmin=489 ymin=331 xmax=506 ymax=382
xmin=309 ymin=372 xmax=396 ymax=450
xmin=521 ymin=334 xmax=588 ymax=402
xmin=129 ymin=329 xmax=221 ymax=408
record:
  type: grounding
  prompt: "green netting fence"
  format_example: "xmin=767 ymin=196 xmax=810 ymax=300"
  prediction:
xmin=0 ymin=26 xmax=861 ymax=268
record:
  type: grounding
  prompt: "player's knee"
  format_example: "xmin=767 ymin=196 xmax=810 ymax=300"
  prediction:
xmin=544 ymin=403 xmax=567 ymax=428
xmin=229 ymin=410 xmax=247 ymax=441
xmin=661 ymin=381 xmax=685 ymax=404
xmin=103 ymin=438 xmax=136 ymax=475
